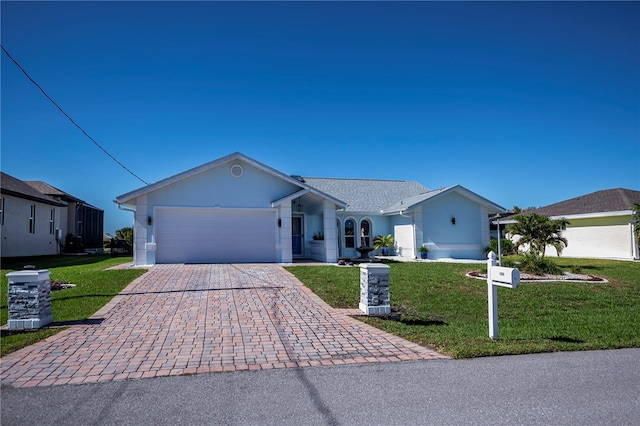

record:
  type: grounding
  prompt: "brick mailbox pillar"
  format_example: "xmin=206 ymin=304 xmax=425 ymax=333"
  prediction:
xmin=7 ymin=269 xmax=53 ymax=330
xmin=359 ymin=263 xmax=391 ymax=315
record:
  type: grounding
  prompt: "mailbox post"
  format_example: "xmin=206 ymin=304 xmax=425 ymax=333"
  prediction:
xmin=487 ymin=251 xmax=520 ymax=339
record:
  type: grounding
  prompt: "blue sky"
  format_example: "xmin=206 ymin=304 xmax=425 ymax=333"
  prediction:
xmin=2 ymin=1 xmax=638 ymax=234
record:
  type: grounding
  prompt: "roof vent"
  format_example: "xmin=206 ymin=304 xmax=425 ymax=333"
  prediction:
xmin=230 ymin=164 xmax=244 ymax=178
xmin=291 ymin=175 xmax=305 ymax=183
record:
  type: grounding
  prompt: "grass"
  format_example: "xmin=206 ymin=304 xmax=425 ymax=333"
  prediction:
xmin=286 ymin=257 xmax=640 ymax=359
xmin=1 ymin=255 xmax=146 ymax=357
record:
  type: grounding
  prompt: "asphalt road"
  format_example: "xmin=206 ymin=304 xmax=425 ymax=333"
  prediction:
xmin=2 ymin=348 xmax=638 ymax=425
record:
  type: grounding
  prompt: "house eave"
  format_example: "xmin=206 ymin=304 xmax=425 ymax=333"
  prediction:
xmin=551 ymin=210 xmax=633 ymax=220
xmin=496 ymin=210 xmax=634 ymax=225
xmin=383 ymin=185 xmax=506 ymax=215
xmin=271 ymin=189 xmax=310 ymax=207
xmin=1 ymin=189 xmax=66 ymax=207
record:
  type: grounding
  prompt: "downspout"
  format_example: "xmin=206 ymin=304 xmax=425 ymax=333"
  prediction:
xmin=400 ymin=209 xmax=417 ymax=259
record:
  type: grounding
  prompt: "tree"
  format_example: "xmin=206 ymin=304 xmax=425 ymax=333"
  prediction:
xmin=507 ymin=214 xmax=569 ymax=259
xmin=115 ymin=227 xmax=134 ymax=247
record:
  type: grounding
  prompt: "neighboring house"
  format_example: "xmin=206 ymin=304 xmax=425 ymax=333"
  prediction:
xmin=115 ymin=152 xmax=505 ymax=266
xmin=25 ymin=180 xmax=104 ymax=251
xmin=509 ymin=188 xmax=640 ymax=260
xmin=0 ymin=172 xmax=104 ymax=257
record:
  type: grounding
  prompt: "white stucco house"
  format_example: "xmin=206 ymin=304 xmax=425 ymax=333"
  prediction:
xmin=1 ymin=172 xmax=104 ymax=257
xmin=114 ymin=152 xmax=505 ymax=266
xmin=510 ymin=188 xmax=640 ymax=260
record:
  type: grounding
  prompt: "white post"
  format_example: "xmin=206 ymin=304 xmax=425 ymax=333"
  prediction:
xmin=496 ymin=215 xmax=502 ymax=266
xmin=487 ymin=251 xmax=498 ymax=339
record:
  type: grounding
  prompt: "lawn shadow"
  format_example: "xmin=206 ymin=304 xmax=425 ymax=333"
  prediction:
xmin=374 ymin=311 xmax=448 ymax=326
xmin=546 ymin=335 xmax=585 ymax=344
xmin=399 ymin=318 xmax=448 ymax=326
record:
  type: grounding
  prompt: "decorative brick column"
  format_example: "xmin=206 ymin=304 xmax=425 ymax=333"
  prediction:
xmin=359 ymin=263 xmax=391 ymax=315
xmin=7 ymin=269 xmax=53 ymax=329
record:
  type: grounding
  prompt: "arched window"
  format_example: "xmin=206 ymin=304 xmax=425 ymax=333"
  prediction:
xmin=345 ymin=219 xmax=355 ymax=248
xmin=360 ymin=219 xmax=371 ymax=247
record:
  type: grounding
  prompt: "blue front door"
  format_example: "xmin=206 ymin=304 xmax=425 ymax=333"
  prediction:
xmin=292 ymin=215 xmax=303 ymax=257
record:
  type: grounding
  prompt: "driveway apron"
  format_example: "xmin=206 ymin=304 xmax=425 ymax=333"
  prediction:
xmin=1 ymin=264 xmax=447 ymax=388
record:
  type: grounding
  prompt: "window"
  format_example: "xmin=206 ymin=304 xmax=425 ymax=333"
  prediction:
xmin=50 ymin=209 xmax=55 ymax=234
xmin=344 ymin=219 xmax=355 ymax=248
xmin=0 ymin=197 xmax=4 ymax=226
xmin=29 ymin=204 xmax=36 ymax=234
xmin=360 ymin=219 xmax=371 ymax=247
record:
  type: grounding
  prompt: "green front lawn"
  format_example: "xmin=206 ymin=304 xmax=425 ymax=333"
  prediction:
xmin=1 ymin=255 xmax=146 ymax=356
xmin=286 ymin=258 xmax=640 ymax=358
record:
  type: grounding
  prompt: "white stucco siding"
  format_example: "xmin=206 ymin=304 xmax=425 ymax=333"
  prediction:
xmin=277 ymin=204 xmax=292 ymax=263
xmin=545 ymin=216 xmax=635 ymax=259
xmin=421 ymin=191 xmax=485 ymax=259
xmin=133 ymin=195 xmax=150 ymax=266
xmin=1 ymin=194 xmax=60 ymax=257
xmin=394 ymin=224 xmax=415 ymax=259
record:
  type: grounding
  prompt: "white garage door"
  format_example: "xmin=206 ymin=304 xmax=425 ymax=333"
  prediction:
xmin=155 ymin=208 xmax=277 ymax=263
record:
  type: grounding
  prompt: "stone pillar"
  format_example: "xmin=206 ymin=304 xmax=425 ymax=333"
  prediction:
xmin=359 ymin=263 xmax=391 ymax=315
xmin=7 ymin=269 xmax=53 ymax=329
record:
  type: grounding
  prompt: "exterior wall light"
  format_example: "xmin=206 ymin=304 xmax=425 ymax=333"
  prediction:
xmin=147 ymin=216 xmax=153 ymax=225
xmin=451 ymin=217 xmax=456 ymax=225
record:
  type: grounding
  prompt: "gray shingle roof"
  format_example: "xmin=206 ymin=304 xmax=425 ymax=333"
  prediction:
xmin=382 ymin=186 xmax=454 ymax=213
xmin=529 ymin=188 xmax=640 ymax=216
xmin=302 ymin=177 xmax=429 ymax=212
xmin=25 ymin=181 xmax=82 ymax=202
xmin=1 ymin=172 xmax=65 ymax=206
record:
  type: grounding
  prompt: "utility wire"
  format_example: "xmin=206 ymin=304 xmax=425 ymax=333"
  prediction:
xmin=1 ymin=45 xmax=149 ymax=185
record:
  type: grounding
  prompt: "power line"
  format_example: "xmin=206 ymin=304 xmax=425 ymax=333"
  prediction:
xmin=1 ymin=45 xmax=149 ymax=185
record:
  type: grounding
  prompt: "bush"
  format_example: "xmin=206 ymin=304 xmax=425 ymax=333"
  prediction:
xmin=518 ymin=253 xmax=562 ymax=275
xmin=485 ymin=238 xmax=516 ymax=256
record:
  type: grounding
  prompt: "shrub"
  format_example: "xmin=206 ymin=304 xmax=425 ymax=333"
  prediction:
xmin=485 ymin=238 xmax=516 ymax=256
xmin=518 ymin=253 xmax=562 ymax=275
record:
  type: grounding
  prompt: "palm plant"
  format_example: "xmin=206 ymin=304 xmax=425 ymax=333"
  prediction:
xmin=373 ymin=234 xmax=394 ymax=255
xmin=507 ymin=214 xmax=569 ymax=259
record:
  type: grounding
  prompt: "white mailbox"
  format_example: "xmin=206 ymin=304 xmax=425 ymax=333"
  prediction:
xmin=490 ymin=266 xmax=520 ymax=289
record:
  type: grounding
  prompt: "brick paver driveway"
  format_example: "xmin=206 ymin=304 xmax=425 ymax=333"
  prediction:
xmin=1 ymin=264 xmax=447 ymax=388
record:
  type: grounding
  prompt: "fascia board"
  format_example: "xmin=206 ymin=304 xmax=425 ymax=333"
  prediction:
xmin=383 ymin=185 xmax=505 ymax=215
xmin=271 ymin=189 xmax=310 ymax=207
xmin=494 ymin=210 xmax=632 ymax=225
xmin=550 ymin=210 xmax=632 ymax=220
xmin=1 ymin=189 xmax=66 ymax=207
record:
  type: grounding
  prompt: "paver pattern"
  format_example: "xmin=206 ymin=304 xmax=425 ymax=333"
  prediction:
xmin=1 ymin=264 xmax=447 ymax=388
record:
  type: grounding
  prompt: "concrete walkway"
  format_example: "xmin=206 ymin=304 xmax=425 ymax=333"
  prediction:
xmin=1 ymin=264 xmax=447 ymax=388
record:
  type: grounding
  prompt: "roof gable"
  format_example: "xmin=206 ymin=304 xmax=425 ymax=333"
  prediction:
xmin=115 ymin=152 xmax=346 ymax=207
xmin=529 ymin=188 xmax=640 ymax=216
xmin=302 ymin=177 xmax=429 ymax=212
xmin=382 ymin=185 xmax=506 ymax=214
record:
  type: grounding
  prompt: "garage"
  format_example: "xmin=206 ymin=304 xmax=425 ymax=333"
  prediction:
xmin=155 ymin=208 xmax=277 ymax=263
